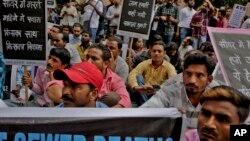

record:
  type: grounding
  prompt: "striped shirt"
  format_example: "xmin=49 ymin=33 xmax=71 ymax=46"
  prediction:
xmin=141 ymin=81 xmax=201 ymax=129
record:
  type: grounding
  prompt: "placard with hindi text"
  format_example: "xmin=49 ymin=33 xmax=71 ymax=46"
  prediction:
xmin=0 ymin=0 xmax=47 ymax=66
xmin=208 ymin=27 xmax=250 ymax=98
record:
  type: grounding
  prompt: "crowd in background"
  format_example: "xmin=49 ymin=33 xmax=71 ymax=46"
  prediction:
xmin=1 ymin=0 xmax=250 ymax=140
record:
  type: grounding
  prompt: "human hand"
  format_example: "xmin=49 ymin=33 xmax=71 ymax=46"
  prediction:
xmin=108 ymin=51 xmax=117 ymax=71
xmin=22 ymin=72 xmax=33 ymax=89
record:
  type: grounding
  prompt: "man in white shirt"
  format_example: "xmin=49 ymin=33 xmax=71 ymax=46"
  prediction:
xmin=60 ymin=1 xmax=77 ymax=27
xmin=176 ymin=0 xmax=196 ymax=43
xmin=82 ymin=0 xmax=103 ymax=43
xmin=106 ymin=0 xmax=122 ymax=34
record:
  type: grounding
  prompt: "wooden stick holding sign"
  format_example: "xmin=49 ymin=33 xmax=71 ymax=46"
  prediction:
xmin=23 ymin=65 xmax=29 ymax=107
xmin=127 ymin=37 xmax=134 ymax=71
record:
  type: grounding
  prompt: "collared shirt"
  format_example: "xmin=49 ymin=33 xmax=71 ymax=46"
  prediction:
xmin=128 ymin=59 xmax=177 ymax=88
xmin=69 ymin=34 xmax=82 ymax=45
xmin=60 ymin=5 xmax=77 ymax=26
xmin=156 ymin=3 xmax=179 ymax=35
xmin=76 ymin=42 xmax=92 ymax=61
xmin=140 ymin=82 xmax=201 ymax=129
xmin=106 ymin=4 xmax=122 ymax=27
xmin=57 ymin=101 xmax=108 ymax=108
xmin=131 ymin=50 xmax=170 ymax=69
xmin=65 ymin=43 xmax=82 ymax=65
xmin=190 ymin=11 xmax=210 ymax=37
xmin=83 ymin=0 xmax=103 ymax=28
xmin=178 ymin=6 xmax=196 ymax=28
xmin=31 ymin=67 xmax=54 ymax=107
xmin=99 ymin=69 xmax=132 ymax=108
xmin=115 ymin=56 xmax=129 ymax=82
xmin=185 ymin=129 xmax=199 ymax=141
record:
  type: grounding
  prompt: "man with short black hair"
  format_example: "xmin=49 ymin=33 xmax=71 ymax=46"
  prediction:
xmin=106 ymin=36 xmax=129 ymax=82
xmin=128 ymin=41 xmax=177 ymax=105
xmin=53 ymin=33 xmax=81 ymax=65
xmin=76 ymin=30 xmax=93 ymax=61
xmin=22 ymin=48 xmax=71 ymax=107
xmin=185 ymin=85 xmax=250 ymax=141
xmin=86 ymin=45 xmax=131 ymax=108
xmin=141 ymin=51 xmax=216 ymax=129
xmin=69 ymin=23 xmax=82 ymax=45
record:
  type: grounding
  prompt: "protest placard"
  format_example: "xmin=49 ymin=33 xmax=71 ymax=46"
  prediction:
xmin=208 ymin=27 xmax=250 ymax=98
xmin=117 ymin=0 xmax=155 ymax=40
xmin=0 ymin=0 xmax=47 ymax=66
xmin=0 ymin=108 xmax=185 ymax=141
xmin=47 ymin=0 xmax=56 ymax=9
xmin=228 ymin=4 xmax=247 ymax=28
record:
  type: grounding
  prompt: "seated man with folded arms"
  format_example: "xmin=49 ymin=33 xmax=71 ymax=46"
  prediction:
xmin=185 ymin=85 xmax=250 ymax=141
xmin=86 ymin=44 xmax=131 ymax=108
xmin=52 ymin=62 xmax=107 ymax=108
xmin=141 ymin=52 xmax=216 ymax=129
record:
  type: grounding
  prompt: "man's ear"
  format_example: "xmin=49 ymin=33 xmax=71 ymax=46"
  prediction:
xmin=105 ymin=60 xmax=110 ymax=68
xmin=89 ymin=89 xmax=98 ymax=101
xmin=61 ymin=64 xmax=68 ymax=69
xmin=207 ymin=75 xmax=213 ymax=85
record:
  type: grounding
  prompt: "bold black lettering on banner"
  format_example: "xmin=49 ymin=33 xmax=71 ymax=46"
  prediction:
xmin=0 ymin=0 xmax=46 ymax=65
xmin=0 ymin=108 xmax=184 ymax=141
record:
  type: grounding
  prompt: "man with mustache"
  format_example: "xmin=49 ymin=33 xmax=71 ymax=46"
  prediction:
xmin=53 ymin=62 xmax=107 ymax=107
xmin=141 ymin=51 xmax=216 ymax=129
xmin=128 ymin=41 xmax=177 ymax=106
xmin=185 ymin=85 xmax=250 ymax=141
xmin=22 ymin=48 xmax=70 ymax=107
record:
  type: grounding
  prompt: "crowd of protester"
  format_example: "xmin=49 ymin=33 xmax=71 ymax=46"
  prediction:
xmin=1 ymin=0 xmax=250 ymax=140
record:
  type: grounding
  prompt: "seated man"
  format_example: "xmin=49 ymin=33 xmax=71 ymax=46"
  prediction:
xmin=141 ymin=51 xmax=216 ymax=129
xmin=53 ymin=62 xmax=107 ymax=107
xmin=22 ymin=48 xmax=71 ymax=107
xmin=86 ymin=44 xmax=131 ymax=108
xmin=53 ymin=32 xmax=82 ymax=65
xmin=185 ymin=85 xmax=250 ymax=141
xmin=128 ymin=41 xmax=177 ymax=106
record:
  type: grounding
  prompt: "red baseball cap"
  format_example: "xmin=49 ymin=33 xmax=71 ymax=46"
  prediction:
xmin=54 ymin=62 xmax=103 ymax=90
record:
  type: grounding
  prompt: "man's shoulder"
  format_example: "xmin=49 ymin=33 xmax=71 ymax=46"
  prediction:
xmin=116 ymin=56 xmax=128 ymax=69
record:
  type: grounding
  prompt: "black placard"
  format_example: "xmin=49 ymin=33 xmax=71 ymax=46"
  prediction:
xmin=0 ymin=0 xmax=47 ymax=66
xmin=117 ymin=0 xmax=155 ymax=39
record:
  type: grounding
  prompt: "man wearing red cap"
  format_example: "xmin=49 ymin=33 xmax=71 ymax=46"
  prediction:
xmin=53 ymin=62 xmax=107 ymax=107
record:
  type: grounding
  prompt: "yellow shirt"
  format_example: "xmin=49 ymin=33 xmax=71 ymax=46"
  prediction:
xmin=128 ymin=59 xmax=177 ymax=88
xmin=76 ymin=43 xmax=92 ymax=61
